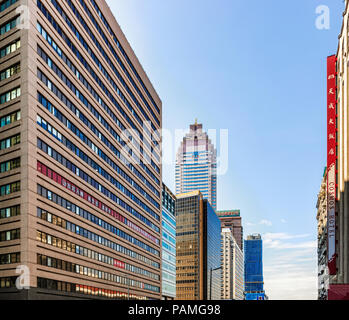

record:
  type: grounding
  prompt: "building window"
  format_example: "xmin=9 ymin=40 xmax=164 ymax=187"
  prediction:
xmin=0 ymin=0 xmax=18 ymax=12
xmin=0 ymin=157 xmax=20 ymax=172
xmin=0 ymin=87 xmax=20 ymax=104
xmin=0 ymin=16 xmax=19 ymax=35
xmin=0 ymin=63 xmax=20 ymax=81
xmin=0 ymin=205 xmax=20 ymax=219
xmin=0 ymin=252 xmax=20 ymax=264
xmin=0 ymin=110 xmax=20 ymax=127
xmin=0 ymin=39 xmax=20 ymax=59
xmin=0 ymin=134 xmax=20 ymax=149
xmin=0 ymin=181 xmax=20 ymax=195
xmin=0 ymin=228 xmax=20 ymax=241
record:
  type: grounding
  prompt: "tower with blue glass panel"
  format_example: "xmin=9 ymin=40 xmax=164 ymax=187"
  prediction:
xmin=244 ymin=234 xmax=266 ymax=300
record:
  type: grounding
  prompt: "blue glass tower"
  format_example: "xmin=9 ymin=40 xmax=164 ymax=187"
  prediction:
xmin=244 ymin=234 xmax=265 ymax=300
xmin=161 ymin=184 xmax=176 ymax=299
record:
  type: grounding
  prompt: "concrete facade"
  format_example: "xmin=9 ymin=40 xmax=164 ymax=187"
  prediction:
xmin=0 ymin=0 xmax=162 ymax=300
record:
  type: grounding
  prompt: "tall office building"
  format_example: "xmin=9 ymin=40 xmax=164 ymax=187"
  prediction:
xmin=175 ymin=191 xmax=221 ymax=300
xmin=221 ymin=228 xmax=244 ymax=300
xmin=175 ymin=121 xmax=217 ymax=210
xmin=244 ymin=234 xmax=265 ymax=300
xmin=216 ymin=210 xmax=243 ymax=250
xmin=161 ymin=183 xmax=176 ymax=300
xmin=324 ymin=0 xmax=349 ymax=299
xmin=0 ymin=0 xmax=162 ymax=299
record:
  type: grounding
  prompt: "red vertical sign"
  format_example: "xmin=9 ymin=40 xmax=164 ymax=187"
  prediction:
xmin=327 ymin=55 xmax=337 ymax=275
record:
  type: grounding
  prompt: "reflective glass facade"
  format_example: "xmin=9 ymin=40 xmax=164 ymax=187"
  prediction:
xmin=204 ymin=199 xmax=221 ymax=300
xmin=244 ymin=234 xmax=264 ymax=297
xmin=162 ymin=184 xmax=176 ymax=299
xmin=176 ymin=192 xmax=221 ymax=300
xmin=176 ymin=192 xmax=202 ymax=300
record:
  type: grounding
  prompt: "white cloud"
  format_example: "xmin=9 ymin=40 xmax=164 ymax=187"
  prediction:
xmin=281 ymin=219 xmax=287 ymax=223
xmin=262 ymin=232 xmax=317 ymax=300
xmin=263 ymin=232 xmax=311 ymax=241
xmin=259 ymin=219 xmax=272 ymax=226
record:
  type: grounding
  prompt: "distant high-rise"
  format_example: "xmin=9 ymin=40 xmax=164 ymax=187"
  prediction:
xmin=175 ymin=121 xmax=217 ymax=210
xmin=216 ymin=210 xmax=243 ymax=250
xmin=175 ymin=191 xmax=221 ymax=300
xmin=221 ymin=228 xmax=244 ymax=300
xmin=244 ymin=234 xmax=265 ymax=300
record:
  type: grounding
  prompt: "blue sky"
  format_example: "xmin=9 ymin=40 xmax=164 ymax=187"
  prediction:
xmin=106 ymin=0 xmax=345 ymax=299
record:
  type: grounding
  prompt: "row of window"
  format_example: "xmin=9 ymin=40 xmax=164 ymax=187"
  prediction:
xmin=37 ymin=2 xmax=160 ymax=159
xmin=66 ymin=0 xmax=160 ymax=126
xmin=36 ymin=115 xmax=160 ymax=233
xmin=37 ymin=140 xmax=158 ymax=245
xmin=0 ymin=62 xmax=20 ymax=82
xmin=0 ymin=110 xmax=20 ymax=127
xmin=162 ymin=210 xmax=176 ymax=227
xmin=0 ymin=157 xmax=20 ymax=173
xmin=36 ymin=212 xmax=159 ymax=284
xmin=0 ymin=15 xmax=19 ymax=36
xmin=36 ymin=188 xmax=158 ymax=270
xmin=162 ymin=240 xmax=176 ymax=255
xmin=36 ymin=56 xmax=159 ymax=188
xmin=37 ymin=277 xmax=147 ymax=300
xmin=36 ymin=89 xmax=159 ymax=208
xmin=0 ymin=0 xmax=17 ymax=12
xmin=0 ymin=204 xmax=20 ymax=219
xmin=0 ymin=133 xmax=20 ymax=150
xmin=37 ymin=134 xmax=159 ymax=240
xmin=50 ymin=0 xmax=160 ymax=133
xmin=37 ymin=42 xmax=156 ymax=169
xmin=88 ymin=0 xmax=160 ymax=116
xmin=37 ymin=40 xmax=158 ymax=167
xmin=35 ymin=76 xmax=160 ymax=212
xmin=0 ymin=228 xmax=20 ymax=241
xmin=0 ymin=252 xmax=20 ymax=265
xmin=36 ymin=21 xmax=159 ymax=167
xmin=37 ymin=206 xmax=159 ymax=280
xmin=37 ymin=253 xmax=159 ymax=293
xmin=36 ymin=38 xmax=159 ymax=177
xmin=0 ymin=181 xmax=20 ymax=196
xmin=0 ymin=87 xmax=20 ymax=105
xmin=0 ymin=39 xmax=20 ymax=59
xmin=36 ymin=173 xmax=159 ymax=258
xmin=0 ymin=277 xmax=16 ymax=288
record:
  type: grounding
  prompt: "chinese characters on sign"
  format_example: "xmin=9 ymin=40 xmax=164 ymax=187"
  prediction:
xmin=327 ymin=55 xmax=337 ymax=276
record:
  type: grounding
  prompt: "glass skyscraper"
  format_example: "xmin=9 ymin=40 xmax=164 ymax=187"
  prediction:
xmin=175 ymin=191 xmax=221 ymax=300
xmin=204 ymin=199 xmax=221 ymax=300
xmin=175 ymin=121 xmax=217 ymax=210
xmin=244 ymin=234 xmax=265 ymax=300
xmin=161 ymin=184 xmax=176 ymax=300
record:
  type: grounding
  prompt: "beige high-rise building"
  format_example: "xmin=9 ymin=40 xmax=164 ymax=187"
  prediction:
xmin=221 ymin=228 xmax=244 ymax=300
xmin=0 ymin=0 xmax=162 ymax=299
xmin=325 ymin=0 xmax=349 ymax=299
